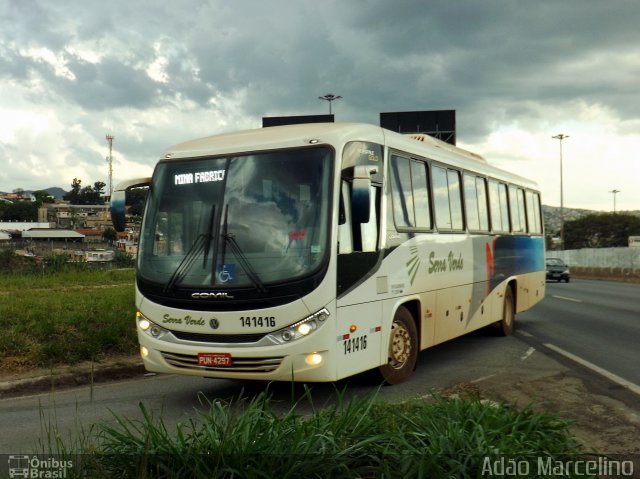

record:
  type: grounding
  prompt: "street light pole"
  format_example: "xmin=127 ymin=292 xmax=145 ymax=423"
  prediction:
xmin=318 ymin=94 xmax=342 ymax=115
xmin=552 ymin=134 xmax=569 ymax=250
xmin=609 ymin=189 xmax=621 ymax=214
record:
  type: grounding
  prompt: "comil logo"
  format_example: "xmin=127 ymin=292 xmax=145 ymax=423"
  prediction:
xmin=8 ymin=455 xmax=73 ymax=478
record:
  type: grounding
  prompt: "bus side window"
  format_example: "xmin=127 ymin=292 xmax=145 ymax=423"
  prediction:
xmin=526 ymin=190 xmax=542 ymax=234
xmin=433 ymin=166 xmax=463 ymax=231
xmin=464 ymin=174 xmax=490 ymax=232
xmin=488 ymin=180 xmax=510 ymax=233
xmin=509 ymin=185 xmax=527 ymax=233
xmin=390 ymin=155 xmax=414 ymax=228
xmin=464 ymin=174 xmax=480 ymax=231
xmin=476 ymin=177 xmax=490 ymax=231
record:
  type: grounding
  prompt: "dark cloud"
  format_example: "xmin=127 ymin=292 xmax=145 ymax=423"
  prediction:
xmin=3 ymin=0 xmax=639 ymax=126
xmin=2 ymin=0 xmax=640 ymax=209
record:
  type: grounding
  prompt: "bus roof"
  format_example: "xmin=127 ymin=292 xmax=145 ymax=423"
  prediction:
xmin=162 ymin=122 xmax=538 ymax=190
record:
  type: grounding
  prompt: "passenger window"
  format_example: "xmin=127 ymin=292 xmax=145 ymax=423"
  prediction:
xmin=489 ymin=180 xmax=510 ymax=233
xmin=390 ymin=156 xmax=414 ymax=228
xmin=509 ymin=186 xmax=526 ymax=233
xmin=433 ymin=166 xmax=463 ymax=231
xmin=432 ymin=166 xmax=450 ymax=229
xmin=390 ymin=155 xmax=431 ymax=230
xmin=526 ymin=191 xmax=542 ymax=234
xmin=464 ymin=174 xmax=480 ymax=231
xmin=411 ymin=160 xmax=431 ymax=228
xmin=476 ymin=177 xmax=489 ymax=231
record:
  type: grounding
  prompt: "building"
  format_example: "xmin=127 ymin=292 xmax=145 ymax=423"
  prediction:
xmin=116 ymin=230 xmax=139 ymax=258
xmin=21 ymin=229 xmax=85 ymax=242
xmin=46 ymin=203 xmax=111 ymax=230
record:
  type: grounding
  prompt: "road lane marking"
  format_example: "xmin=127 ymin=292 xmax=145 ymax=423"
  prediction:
xmin=470 ymin=374 xmax=497 ymax=384
xmin=521 ymin=347 xmax=535 ymax=361
xmin=552 ymin=295 xmax=583 ymax=303
xmin=517 ymin=330 xmax=533 ymax=338
xmin=544 ymin=343 xmax=640 ymax=397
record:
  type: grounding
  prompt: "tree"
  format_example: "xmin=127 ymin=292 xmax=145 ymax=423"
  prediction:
xmin=126 ymin=187 xmax=148 ymax=217
xmin=0 ymin=201 xmax=37 ymax=221
xmin=33 ymin=190 xmax=55 ymax=207
xmin=64 ymin=178 xmax=106 ymax=205
xmin=564 ymin=213 xmax=640 ymax=249
xmin=64 ymin=178 xmax=83 ymax=204
xmin=103 ymin=227 xmax=117 ymax=243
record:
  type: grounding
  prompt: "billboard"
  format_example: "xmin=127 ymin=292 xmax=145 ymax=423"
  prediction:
xmin=380 ymin=110 xmax=456 ymax=145
xmin=262 ymin=114 xmax=335 ymax=127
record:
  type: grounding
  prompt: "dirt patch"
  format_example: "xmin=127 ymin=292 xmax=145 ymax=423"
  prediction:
xmin=479 ymin=370 xmax=640 ymax=455
xmin=0 ymin=355 xmax=144 ymax=398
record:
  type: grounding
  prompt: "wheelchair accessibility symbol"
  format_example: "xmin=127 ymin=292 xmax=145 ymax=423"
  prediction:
xmin=216 ymin=264 xmax=236 ymax=283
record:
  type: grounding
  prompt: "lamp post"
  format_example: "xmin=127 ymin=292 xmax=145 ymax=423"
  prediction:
xmin=318 ymin=94 xmax=342 ymax=115
xmin=552 ymin=134 xmax=569 ymax=250
xmin=609 ymin=189 xmax=621 ymax=214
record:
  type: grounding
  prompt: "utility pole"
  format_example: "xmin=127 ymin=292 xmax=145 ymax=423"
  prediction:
xmin=552 ymin=134 xmax=569 ymax=250
xmin=609 ymin=189 xmax=620 ymax=214
xmin=318 ymin=94 xmax=342 ymax=115
xmin=106 ymin=134 xmax=114 ymax=199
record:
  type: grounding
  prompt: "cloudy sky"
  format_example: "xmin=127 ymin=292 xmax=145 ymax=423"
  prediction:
xmin=1 ymin=0 xmax=639 ymax=211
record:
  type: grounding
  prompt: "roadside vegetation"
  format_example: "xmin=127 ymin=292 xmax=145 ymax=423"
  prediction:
xmin=43 ymin=388 xmax=592 ymax=478
xmin=0 ymin=260 xmax=136 ymax=372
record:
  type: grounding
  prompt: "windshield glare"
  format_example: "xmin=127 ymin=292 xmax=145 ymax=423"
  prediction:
xmin=139 ymin=147 xmax=332 ymax=289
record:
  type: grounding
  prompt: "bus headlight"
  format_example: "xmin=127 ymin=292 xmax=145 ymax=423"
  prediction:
xmin=137 ymin=312 xmax=169 ymax=340
xmin=268 ymin=308 xmax=329 ymax=345
xmin=305 ymin=353 xmax=323 ymax=366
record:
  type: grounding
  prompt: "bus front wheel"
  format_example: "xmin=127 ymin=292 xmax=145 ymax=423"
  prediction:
xmin=379 ymin=306 xmax=418 ymax=384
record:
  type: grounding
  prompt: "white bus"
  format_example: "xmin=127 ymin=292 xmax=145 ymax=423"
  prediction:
xmin=111 ymin=122 xmax=545 ymax=384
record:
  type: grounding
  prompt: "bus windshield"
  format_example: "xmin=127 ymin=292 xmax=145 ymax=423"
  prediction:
xmin=138 ymin=146 xmax=332 ymax=290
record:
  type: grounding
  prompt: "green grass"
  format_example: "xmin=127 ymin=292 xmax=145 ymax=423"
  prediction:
xmin=0 ymin=269 xmax=136 ymax=370
xmin=44 ymin=388 xmax=592 ymax=479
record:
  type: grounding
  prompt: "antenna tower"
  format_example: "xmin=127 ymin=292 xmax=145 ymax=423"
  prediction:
xmin=106 ymin=134 xmax=114 ymax=198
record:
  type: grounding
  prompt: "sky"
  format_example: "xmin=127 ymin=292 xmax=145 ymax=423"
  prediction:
xmin=1 ymin=0 xmax=639 ymax=212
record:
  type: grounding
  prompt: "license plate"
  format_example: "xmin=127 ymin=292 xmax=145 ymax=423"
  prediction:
xmin=198 ymin=352 xmax=233 ymax=367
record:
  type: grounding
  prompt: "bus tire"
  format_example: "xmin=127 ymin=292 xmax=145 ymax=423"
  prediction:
xmin=378 ymin=306 xmax=418 ymax=384
xmin=496 ymin=286 xmax=515 ymax=336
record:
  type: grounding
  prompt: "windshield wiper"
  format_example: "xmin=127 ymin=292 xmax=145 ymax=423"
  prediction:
xmin=218 ymin=204 xmax=267 ymax=294
xmin=164 ymin=205 xmax=216 ymax=293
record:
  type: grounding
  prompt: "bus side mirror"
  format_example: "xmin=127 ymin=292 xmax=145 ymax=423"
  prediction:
xmin=351 ymin=166 xmax=376 ymax=224
xmin=110 ymin=190 xmax=127 ymax=232
xmin=110 ymin=178 xmax=151 ymax=232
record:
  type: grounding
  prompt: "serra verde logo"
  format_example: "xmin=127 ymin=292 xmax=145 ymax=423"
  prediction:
xmin=406 ymin=248 xmax=465 ymax=285
xmin=428 ymin=251 xmax=464 ymax=274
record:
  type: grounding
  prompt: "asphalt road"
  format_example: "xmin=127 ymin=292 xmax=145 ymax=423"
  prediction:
xmin=518 ymin=278 xmax=640 ymax=389
xmin=1 ymin=278 xmax=638 ymax=454
xmin=0 ymin=333 xmax=556 ymax=454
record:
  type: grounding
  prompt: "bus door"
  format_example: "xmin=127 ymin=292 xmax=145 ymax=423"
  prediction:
xmin=335 ymin=142 xmax=385 ymax=378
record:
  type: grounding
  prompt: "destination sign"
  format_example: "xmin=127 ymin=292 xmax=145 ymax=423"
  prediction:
xmin=174 ymin=170 xmax=226 ymax=185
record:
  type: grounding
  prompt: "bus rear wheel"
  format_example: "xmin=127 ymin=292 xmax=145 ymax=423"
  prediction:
xmin=495 ymin=286 xmax=515 ymax=336
xmin=378 ymin=306 xmax=418 ymax=384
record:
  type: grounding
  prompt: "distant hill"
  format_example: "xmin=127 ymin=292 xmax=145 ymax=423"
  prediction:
xmin=543 ymin=205 xmax=640 ymax=236
xmin=41 ymin=187 xmax=66 ymax=199
xmin=0 ymin=187 xmax=67 ymax=199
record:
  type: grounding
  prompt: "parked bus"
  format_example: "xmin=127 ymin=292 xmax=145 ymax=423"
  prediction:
xmin=110 ymin=122 xmax=545 ymax=384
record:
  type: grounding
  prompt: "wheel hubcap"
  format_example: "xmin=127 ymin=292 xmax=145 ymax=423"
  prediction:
xmin=389 ymin=322 xmax=411 ymax=369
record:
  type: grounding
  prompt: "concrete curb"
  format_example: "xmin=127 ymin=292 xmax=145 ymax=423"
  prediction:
xmin=0 ymin=360 xmax=146 ymax=399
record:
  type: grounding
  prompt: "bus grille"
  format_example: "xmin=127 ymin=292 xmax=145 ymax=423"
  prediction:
xmin=160 ymin=351 xmax=284 ymax=373
xmin=171 ymin=331 xmax=268 ymax=344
